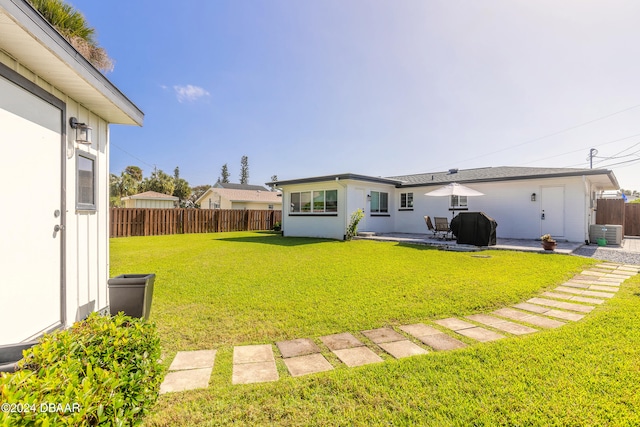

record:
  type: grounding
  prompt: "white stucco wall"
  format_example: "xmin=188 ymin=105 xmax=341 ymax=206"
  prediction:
xmin=281 ymin=181 xmax=346 ymax=240
xmin=280 ymin=175 xmax=601 ymax=243
xmin=395 ymin=176 xmax=594 ymax=242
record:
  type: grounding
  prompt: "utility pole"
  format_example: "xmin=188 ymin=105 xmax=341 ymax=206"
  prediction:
xmin=588 ymin=148 xmax=598 ymax=169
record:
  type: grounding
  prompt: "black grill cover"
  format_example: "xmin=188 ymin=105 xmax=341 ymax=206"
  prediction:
xmin=449 ymin=212 xmax=498 ymax=246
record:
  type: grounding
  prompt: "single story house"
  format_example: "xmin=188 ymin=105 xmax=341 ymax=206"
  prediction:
xmin=196 ymin=187 xmax=282 ymax=210
xmin=267 ymin=166 xmax=619 ymax=243
xmin=0 ymin=0 xmax=143 ymax=346
xmin=121 ymin=190 xmax=178 ymax=208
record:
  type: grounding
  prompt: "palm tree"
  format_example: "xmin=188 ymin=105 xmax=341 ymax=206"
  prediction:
xmin=27 ymin=0 xmax=113 ymax=72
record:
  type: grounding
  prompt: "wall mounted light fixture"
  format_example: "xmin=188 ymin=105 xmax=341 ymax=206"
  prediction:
xmin=69 ymin=117 xmax=92 ymax=145
xmin=531 ymin=193 xmax=536 ymax=202
xmin=367 ymin=194 xmax=372 ymax=201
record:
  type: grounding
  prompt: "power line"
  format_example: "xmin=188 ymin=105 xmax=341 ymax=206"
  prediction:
xmin=111 ymin=142 xmax=155 ymax=169
xmin=519 ymin=132 xmax=640 ymax=166
xmin=455 ymin=103 xmax=640 ymax=166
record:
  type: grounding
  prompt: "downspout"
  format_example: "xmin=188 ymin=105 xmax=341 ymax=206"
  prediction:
xmin=583 ymin=175 xmax=590 ymax=244
xmin=336 ymin=177 xmax=348 ymax=240
xmin=273 ymin=187 xmax=284 ymax=236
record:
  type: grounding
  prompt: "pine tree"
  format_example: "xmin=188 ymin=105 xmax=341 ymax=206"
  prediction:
xmin=220 ymin=164 xmax=230 ymax=183
xmin=240 ymin=156 xmax=249 ymax=184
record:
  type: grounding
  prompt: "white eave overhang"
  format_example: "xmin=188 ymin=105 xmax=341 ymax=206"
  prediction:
xmin=0 ymin=0 xmax=143 ymax=126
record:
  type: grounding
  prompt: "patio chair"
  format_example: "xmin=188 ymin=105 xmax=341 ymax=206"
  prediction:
xmin=434 ymin=216 xmax=452 ymax=240
xmin=424 ymin=216 xmax=437 ymax=238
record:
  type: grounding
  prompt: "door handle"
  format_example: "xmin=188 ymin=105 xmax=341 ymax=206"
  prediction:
xmin=54 ymin=224 xmax=65 ymax=232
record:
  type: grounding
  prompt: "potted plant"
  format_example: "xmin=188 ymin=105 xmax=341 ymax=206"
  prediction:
xmin=540 ymin=234 xmax=557 ymax=251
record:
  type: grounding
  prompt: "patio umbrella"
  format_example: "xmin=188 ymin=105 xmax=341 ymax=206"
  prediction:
xmin=424 ymin=182 xmax=484 ymax=197
xmin=425 ymin=183 xmax=484 ymax=220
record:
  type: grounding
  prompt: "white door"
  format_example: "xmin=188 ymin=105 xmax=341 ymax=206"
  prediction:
xmin=0 ymin=75 xmax=63 ymax=344
xmin=354 ymin=188 xmax=367 ymax=230
xmin=540 ymin=186 xmax=565 ymax=238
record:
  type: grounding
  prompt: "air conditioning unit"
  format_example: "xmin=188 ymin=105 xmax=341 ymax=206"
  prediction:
xmin=589 ymin=224 xmax=623 ymax=245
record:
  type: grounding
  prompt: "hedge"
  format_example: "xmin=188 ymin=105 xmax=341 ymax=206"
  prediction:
xmin=0 ymin=313 xmax=164 ymax=426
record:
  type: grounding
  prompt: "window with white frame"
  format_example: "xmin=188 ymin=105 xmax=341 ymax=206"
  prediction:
xmin=370 ymin=191 xmax=388 ymax=213
xmin=290 ymin=189 xmax=337 ymax=213
xmin=450 ymin=195 xmax=467 ymax=208
xmin=400 ymin=192 xmax=413 ymax=209
xmin=77 ymin=151 xmax=96 ymax=210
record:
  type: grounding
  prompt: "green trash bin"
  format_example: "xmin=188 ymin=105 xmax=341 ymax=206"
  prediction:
xmin=108 ymin=274 xmax=155 ymax=320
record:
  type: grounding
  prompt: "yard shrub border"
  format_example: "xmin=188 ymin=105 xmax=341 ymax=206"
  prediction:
xmin=0 ymin=313 xmax=164 ymax=426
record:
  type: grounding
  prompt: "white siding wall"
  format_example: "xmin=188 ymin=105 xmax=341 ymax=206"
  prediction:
xmin=1 ymin=55 xmax=111 ymax=329
xmin=125 ymin=199 xmax=175 ymax=209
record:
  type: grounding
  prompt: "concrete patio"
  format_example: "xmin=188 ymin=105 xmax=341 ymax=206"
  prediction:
xmin=354 ymin=233 xmax=640 ymax=255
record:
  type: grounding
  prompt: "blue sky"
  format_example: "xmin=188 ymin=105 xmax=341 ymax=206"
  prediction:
xmin=71 ymin=0 xmax=640 ymax=191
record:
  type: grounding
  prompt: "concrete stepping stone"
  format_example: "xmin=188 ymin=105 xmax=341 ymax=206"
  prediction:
xmin=466 ymin=314 xmax=538 ymax=335
xmin=276 ymin=338 xmax=321 ymax=358
xmin=527 ymin=297 xmax=595 ymax=313
xmin=320 ymin=333 xmax=383 ymax=367
xmin=557 ymin=286 xmax=615 ymax=298
xmin=541 ymin=291 xmax=605 ymax=305
xmin=361 ymin=327 xmax=406 ymax=343
xmin=233 ymin=344 xmax=275 ymax=364
xmin=512 ymin=303 xmax=585 ymax=321
xmin=493 ymin=308 xmax=566 ymax=328
xmin=282 ymin=353 xmax=333 ymax=377
xmin=589 ymin=284 xmax=621 ymax=292
xmin=600 ymin=276 xmax=626 ymax=282
xmin=434 ymin=318 xmax=476 ymax=331
xmin=233 ymin=361 xmax=279 ymax=384
xmin=434 ymin=318 xmax=505 ymax=342
xmin=160 ymin=350 xmax=217 ymax=394
xmin=319 ymin=332 xmax=364 ymax=351
xmin=232 ymin=344 xmax=278 ymax=385
xmin=581 ymin=270 xmax=607 ymax=277
xmin=160 ymin=367 xmax=213 ymax=394
xmin=399 ymin=324 xmax=467 ymax=351
xmin=333 ymin=347 xmax=384 ymax=367
xmin=560 ymin=281 xmax=590 ymax=289
xmin=377 ymin=340 xmax=428 ymax=359
xmin=570 ymin=295 xmax=606 ymax=304
xmin=168 ymin=349 xmax=216 ymax=371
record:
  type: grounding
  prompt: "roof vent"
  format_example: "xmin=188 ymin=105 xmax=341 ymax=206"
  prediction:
xmin=448 ymin=168 xmax=458 ymax=174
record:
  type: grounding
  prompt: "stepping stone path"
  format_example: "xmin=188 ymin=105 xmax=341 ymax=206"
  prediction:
xmin=160 ymin=263 xmax=639 ymax=392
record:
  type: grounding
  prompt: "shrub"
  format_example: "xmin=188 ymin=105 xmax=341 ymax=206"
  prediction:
xmin=0 ymin=313 xmax=164 ymax=426
xmin=345 ymin=208 xmax=365 ymax=240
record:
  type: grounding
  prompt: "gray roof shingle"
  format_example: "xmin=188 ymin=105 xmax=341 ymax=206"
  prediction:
xmin=388 ymin=166 xmax=617 ymax=187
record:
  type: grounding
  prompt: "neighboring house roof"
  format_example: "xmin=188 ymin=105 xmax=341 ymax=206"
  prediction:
xmin=121 ymin=191 xmax=178 ymax=201
xmin=196 ymin=188 xmax=282 ymax=205
xmin=266 ymin=173 xmax=403 ymax=187
xmin=0 ymin=0 xmax=143 ymax=125
xmin=214 ymin=182 xmax=269 ymax=191
xmin=270 ymin=167 xmax=619 ymax=190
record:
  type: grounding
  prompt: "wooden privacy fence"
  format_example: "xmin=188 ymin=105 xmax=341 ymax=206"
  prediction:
xmin=595 ymin=198 xmax=640 ymax=236
xmin=110 ymin=208 xmax=282 ymax=238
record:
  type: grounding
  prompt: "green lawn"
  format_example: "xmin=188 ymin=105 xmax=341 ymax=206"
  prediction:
xmin=109 ymin=232 xmax=640 ymax=426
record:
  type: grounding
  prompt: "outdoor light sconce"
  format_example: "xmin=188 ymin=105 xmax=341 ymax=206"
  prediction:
xmin=531 ymin=193 xmax=536 ymax=202
xmin=367 ymin=194 xmax=372 ymax=201
xmin=69 ymin=117 xmax=92 ymax=145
